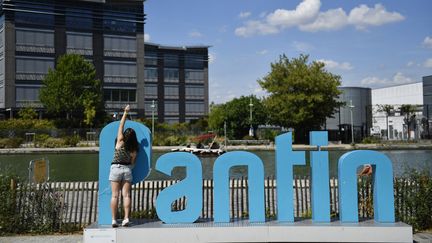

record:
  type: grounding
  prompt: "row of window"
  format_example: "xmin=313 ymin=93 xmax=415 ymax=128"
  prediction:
xmin=144 ymin=101 xmax=205 ymax=114
xmin=13 ymin=3 xmax=140 ymax=32
xmin=144 ymin=68 xmax=205 ymax=83
xmin=144 ymin=84 xmax=204 ymax=98
xmin=104 ymin=89 xmax=136 ymax=102
xmin=145 ymin=52 xmax=207 ymax=68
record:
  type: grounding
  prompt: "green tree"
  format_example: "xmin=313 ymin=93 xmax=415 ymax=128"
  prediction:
xmin=39 ymin=54 xmax=104 ymax=127
xmin=258 ymin=54 xmax=343 ymax=143
xmin=400 ymin=104 xmax=417 ymax=140
xmin=377 ymin=104 xmax=394 ymax=140
xmin=18 ymin=106 xmax=38 ymax=120
xmin=208 ymin=95 xmax=267 ymax=139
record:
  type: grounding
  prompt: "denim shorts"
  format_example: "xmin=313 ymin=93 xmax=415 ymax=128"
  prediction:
xmin=109 ymin=164 xmax=133 ymax=182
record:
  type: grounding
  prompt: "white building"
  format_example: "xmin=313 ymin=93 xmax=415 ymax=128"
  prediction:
xmin=372 ymin=82 xmax=424 ymax=140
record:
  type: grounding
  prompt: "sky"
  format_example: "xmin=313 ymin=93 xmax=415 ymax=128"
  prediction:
xmin=143 ymin=0 xmax=432 ymax=104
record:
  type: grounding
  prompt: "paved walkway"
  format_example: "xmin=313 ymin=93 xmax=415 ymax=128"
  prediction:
xmin=0 ymin=234 xmax=82 ymax=243
xmin=1 ymin=232 xmax=431 ymax=243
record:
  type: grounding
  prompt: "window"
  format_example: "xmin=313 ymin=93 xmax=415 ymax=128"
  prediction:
xmin=185 ymin=54 xmax=205 ymax=69
xmin=185 ymin=86 xmax=204 ymax=98
xmin=66 ymin=8 xmax=93 ymax=29
xmin=164 ymin=54 xmax=178 ymax=67
xmin=103 ymin=11 xmax=137 ymax=32
xmin=145 ymin=52 xmax=157 ymax=66
xmin=104 ymin=35 xmax=136 ymax=52
xmin=144 ymin=84 xmax=157 ymax=98
xmin=164 ymin=101 xmax=179 ymax=115
xmin=185 ymin=70 xmax=204 ymax=83
xmin=186 ymin=101 xmax=205 ymax=115
xmin=104 ymin=62 xmax=137 ymax=78
xmin=15 ymin=3 xmax=54 ymax=26
xmin=16 ymin=29 xmax=54 ymax=47
xmin=104 ymin=89 xmax=136 ymax=102
xmin=16 ymin=86 xmax=40 ymax=101
xmin=67 ymin=32 xmax=92 ymax=50
xmin=144 ymin=68 xmax=158 ymax=81
xmin=164 ymin=85 xmax=178 ymax=99
xmin=16 ymin=57 xmax=54 ymax=74
xmin=164 ymin=68 xmax=179 ymax=82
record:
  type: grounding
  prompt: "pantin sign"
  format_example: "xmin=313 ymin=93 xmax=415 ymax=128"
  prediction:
xmin=98 ymin=121 xmax=394 ymax=225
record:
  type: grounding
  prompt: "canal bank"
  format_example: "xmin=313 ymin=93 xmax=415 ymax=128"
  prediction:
xmin=1 ymin=143 xmax=432 ymax=154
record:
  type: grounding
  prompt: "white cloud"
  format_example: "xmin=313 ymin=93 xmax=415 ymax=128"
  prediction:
xmin=257 ymin=49 xmax=268 ymax=55
xmin=239 ymin=11 xmax=251 ymax=19
xmin=235 ymin=0 xmax=405 ymax=36
xmin=144 ymin=33 xmax=150 ymax=42
xmin=348 ymin=4 xmax=405 ymax=30
xmin=406 ymin=61 xmax=415 ymax=67
xmin=266 ymin=0 xmax=321 ymax=28
xmin=235 ymin=20 xmax=279 ymax=37
xmin=292 ymin=41 xmax=314 ymax=52
xmin=423 ymin=36 xmax=432 ymax=48
xmin=424 ymin=58 xmax=432 ymax=68
xmin=360 ymin=72 xmax=414 ymax=86
xmin=318 ymin=59 xmax=353 ymax=70
xmin=189 ymin=30 xmax=203 ymax=38
xmin=300 ymin=8 xmax=348 ymax=32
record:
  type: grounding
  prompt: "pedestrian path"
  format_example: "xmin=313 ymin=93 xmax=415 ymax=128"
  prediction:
xmin=0 ymin=234 xmax=82 ymax=243
xmin=413 ymin=232 xmax=432 ymax=243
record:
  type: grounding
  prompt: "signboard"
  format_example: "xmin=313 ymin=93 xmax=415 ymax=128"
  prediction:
xmin=98 ymin=122 xmax=395 ymax=225
xmin=29 ymin=158 xmax=49 ymax=183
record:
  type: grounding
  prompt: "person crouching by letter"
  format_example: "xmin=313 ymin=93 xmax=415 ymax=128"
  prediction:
xmin=109 ymin=105 xmax=138 ymax=227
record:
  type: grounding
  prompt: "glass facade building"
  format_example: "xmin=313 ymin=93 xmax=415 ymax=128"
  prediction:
xmin=0 ymin=0 xmax=209 ymax=122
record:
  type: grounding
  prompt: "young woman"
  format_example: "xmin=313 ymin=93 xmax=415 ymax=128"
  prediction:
xmin=109 ymin=105 xmax=139 ymax=227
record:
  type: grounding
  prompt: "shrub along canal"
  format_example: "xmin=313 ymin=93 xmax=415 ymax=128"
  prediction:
xmin=1 ymin=149 xmax=431 ymax=181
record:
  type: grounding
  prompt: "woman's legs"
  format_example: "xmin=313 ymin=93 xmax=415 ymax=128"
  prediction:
xmin=122 ymin=181 xmax=132 ymax=220
xmin=110 ymin=181 xmax=121 ymax=221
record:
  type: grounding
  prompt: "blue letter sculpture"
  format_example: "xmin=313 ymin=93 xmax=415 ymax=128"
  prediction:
xmin=155 ymin=152 xmax=203 ymax=223
xmin=310 ymin=131 xmax=330 ymax=222
xmin=213 ymin=151 xmax=265 ymax=223
xmin=98 ymin=121 xmax=151 ymax=225
xmin=338 ymin=150 xmax=395 ymax=223
xmin=276 ymin=132 xmax=306 ymax=222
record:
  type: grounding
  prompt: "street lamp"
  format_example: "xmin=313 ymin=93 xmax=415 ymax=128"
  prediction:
xmin=348 ymin=100 xmax=355 ymax=144
xmin=249 ymin=97 xmax=254 ymax=137
xmin=151 ymin=100 xmax=155 ymax=137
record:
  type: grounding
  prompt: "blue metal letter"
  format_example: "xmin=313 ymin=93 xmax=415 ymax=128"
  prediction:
xmin=338 ymin=150 xmax=395 ymax=223
xmin=310 ymin=131 xmax=330 ymax=222
xmin=155 ymin=152 xmax=202 ymax=223
xmin=276 ymin=132 xmax=306 ymax=222
xmin=98 ymin=121 xmax=151 ymax=225
xmin=213 ymin=151 xmax=265 ymax=223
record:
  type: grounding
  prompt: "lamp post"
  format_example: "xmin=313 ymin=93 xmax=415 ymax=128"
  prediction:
xmin=248 ymin=97 xmax=254 ymax=137
xmin=151 ymin=100 xmax=155 ymax=136
xmin=348 ymin=100 xmax=355 ymax=144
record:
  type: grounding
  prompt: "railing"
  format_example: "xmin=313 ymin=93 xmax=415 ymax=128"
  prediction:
xmin=13 ymin=177 xmax=417 ymax=229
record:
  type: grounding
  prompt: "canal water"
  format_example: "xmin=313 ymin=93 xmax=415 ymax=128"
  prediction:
xmin=0 ymin=150 xmax=431 ymax=181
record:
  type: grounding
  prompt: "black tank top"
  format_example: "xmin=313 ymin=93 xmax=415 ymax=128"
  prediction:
xmin=111 ymin=146 xmax=132 ymax=165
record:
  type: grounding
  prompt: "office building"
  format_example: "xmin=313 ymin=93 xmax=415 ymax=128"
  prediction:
xmin=325 ymin=87 xmax=372 ymax=143
xmin=0 ymin=0 xmax=209 ymax=122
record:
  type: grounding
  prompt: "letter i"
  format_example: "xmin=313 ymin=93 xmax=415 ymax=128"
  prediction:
xmin=310 ymin=131 xmax=330 ymax=222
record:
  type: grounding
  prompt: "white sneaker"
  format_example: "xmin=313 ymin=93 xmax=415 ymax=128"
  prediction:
xmin=112 ymin=219 xmax=118 ymax=228
xmin=121 ymin=218 xmax=130 ymax=227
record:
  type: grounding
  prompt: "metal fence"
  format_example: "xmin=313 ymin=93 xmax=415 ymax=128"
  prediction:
xmin=9 ymin=176 xmax=421 ymax=229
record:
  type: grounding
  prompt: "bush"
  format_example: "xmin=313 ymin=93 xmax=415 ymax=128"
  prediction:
xmin=0 ymin=173 xmax=65 ymax=235
xmin=40 ymin=138 xmax=66 ymax=148
xmin=398 ymin=170 xmax=432 ymax=232
xmin=64 ymin=135 xmax=80 ymax=147
xmin=0 ymin=119 xmax=55 ymax=130
xmin=0 ymin=138 xmax=23 ymax=148
xmin=361 ymin=136 xmax=382 ymax=144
